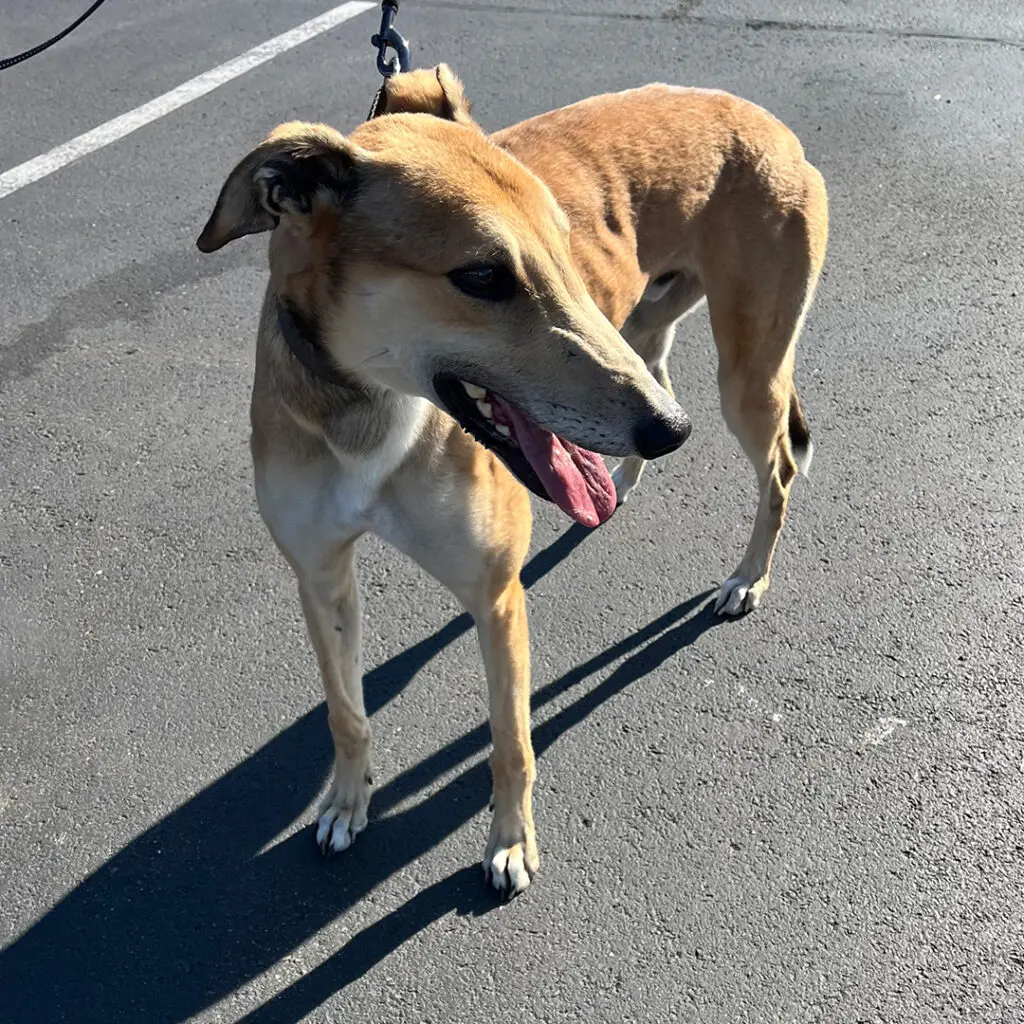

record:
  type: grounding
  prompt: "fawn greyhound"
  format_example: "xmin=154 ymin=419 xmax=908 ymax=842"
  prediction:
xmin=196 ymin=65 xmax=828 ymax=894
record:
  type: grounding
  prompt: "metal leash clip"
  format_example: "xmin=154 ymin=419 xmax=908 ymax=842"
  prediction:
xmin=371 ymin=0 xmax=412 ymax=78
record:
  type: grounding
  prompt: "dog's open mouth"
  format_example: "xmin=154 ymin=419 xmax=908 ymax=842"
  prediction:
xmin=434 ymin=376 xmax=617 ymax=528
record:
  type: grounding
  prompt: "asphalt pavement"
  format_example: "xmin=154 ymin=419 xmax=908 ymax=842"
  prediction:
xmin=1 ymin=2 xmax=1022 ymax=1021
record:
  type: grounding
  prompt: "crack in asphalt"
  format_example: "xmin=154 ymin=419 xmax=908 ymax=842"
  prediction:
xmin=419 ymin=0 xmax=1024 ymax=51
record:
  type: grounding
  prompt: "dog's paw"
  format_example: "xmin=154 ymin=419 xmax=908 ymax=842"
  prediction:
xmin=316 ymin=761 xmax=372 ymax=856
xmin=611 ymin=458 xmax=644 ymax=507
xmin=483 ymin=812 xmax=539 ymax=897
xmin=715 ymin=574 xmax=768 ymax=616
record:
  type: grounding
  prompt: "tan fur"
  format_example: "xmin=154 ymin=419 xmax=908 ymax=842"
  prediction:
xmin=197 ymin=65 xmax=827 ymax=893
xmin=488 ymin=84 xmax=828 ymax=612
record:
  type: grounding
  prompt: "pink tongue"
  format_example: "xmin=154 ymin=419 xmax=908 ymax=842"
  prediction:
xmin=492 ymin=396 xmax=617 ymax=528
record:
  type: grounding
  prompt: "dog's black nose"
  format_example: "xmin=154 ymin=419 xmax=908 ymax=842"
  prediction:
xmin=634 ymin=409 xmax=692 ymax=459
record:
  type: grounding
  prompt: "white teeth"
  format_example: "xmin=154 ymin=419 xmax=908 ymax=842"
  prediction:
xmin=495 ymin=424 xmax=511 ymax=437
xmin=476 ymin=400 xmax=493 ymax=419
xmin=462 ymin=381 xmax=486 ymax=399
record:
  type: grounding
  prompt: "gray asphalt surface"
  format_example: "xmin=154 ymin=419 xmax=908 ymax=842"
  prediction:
xmin=2 ymin=2 xmax=1023 ymax=1022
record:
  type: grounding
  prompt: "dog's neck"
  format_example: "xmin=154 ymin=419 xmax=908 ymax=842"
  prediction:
xmin=269 ymin=295 xmax=431 ymax=469
xmin=275 ymin=300 xmax=354 ymax=390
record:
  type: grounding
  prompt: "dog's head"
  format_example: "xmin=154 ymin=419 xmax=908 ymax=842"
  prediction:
xmin=197 ymin=66 xmax=690 ymax=525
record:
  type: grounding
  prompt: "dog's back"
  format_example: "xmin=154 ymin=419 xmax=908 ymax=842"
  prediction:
xmin=493 ymin=85 xmax=826 ymax=329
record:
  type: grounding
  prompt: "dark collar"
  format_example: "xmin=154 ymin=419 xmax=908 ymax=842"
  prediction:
xmin=275 ymin=300 xmax=350 ymax=388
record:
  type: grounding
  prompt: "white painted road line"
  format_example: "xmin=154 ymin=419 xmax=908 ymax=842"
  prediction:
xmin=0 ymin=0 xmax=375 ymax=201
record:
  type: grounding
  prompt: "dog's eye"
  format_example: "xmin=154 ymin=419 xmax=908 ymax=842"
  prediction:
xmin=447 ymin=263 xmax=517 ymax=302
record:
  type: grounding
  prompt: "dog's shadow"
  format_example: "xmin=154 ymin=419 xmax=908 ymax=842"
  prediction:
xmin=0 ymin=524 xmax=725 ymax=1024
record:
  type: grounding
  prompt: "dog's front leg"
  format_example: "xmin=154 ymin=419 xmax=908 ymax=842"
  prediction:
xmin=473 ymin=576 xmax=539 ymax=895
xmin=295 ymin=542 xmax=373 ymax=855
xmin=386 ymin=445 xmax=537 ymax=894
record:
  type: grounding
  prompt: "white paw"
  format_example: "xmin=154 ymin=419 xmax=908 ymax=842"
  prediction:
xmin=483 ymin=813 xmax=539 ymax=897
xmin=611 ymin=460 xmax=643 ymax=506
xmin=715 ymin=575 xmax=767 ymax=616
xmin=316 ymin=763 xmax=371 ymax=856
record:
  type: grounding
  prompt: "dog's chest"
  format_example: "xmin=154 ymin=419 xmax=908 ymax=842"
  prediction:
xmin=255 ymin=398 xmax=428 ymax=573
xmin=326 ymin=461 xmax=390 ymax=533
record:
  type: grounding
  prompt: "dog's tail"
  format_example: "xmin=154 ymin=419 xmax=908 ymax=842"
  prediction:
xmin=788 ymin=390 xmax=813 ymax=476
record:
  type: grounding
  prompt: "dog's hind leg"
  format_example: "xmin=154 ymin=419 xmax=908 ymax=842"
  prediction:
xmin=611 ymin=324 xmax=677 ymax=505
xmin=296 ymin=540 xmax=373 ymax=854
xmin=712 ymin=357 xmax=807 ymax=616
xmin=614 ymin=274 xmax=705 ymax=506
xmin=704 ymin=178 xmax=827 ymax=615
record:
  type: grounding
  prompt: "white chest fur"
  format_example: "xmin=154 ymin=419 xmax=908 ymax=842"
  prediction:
xmin=255 ymin=395 xmax=429 ymax=576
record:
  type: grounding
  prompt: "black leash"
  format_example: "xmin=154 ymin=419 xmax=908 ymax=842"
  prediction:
xmin=0 ymin=0 xmax=110 ymax=72
xmin=3 ymin=0 xmax=412 ymax=89
xmin=367 ymin=0 xmax=413 ymax=119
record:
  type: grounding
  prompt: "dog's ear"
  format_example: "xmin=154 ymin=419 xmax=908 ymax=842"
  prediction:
xmin=196 ymin=123 xmax=361 ymax=252
xmin=376 ymin=64 xmax=474 ymax=124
